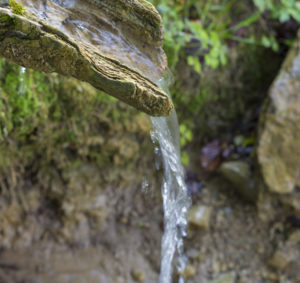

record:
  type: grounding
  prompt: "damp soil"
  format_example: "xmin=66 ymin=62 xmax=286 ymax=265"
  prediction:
xmin=0 ymin=167 xmax=295 ymax=283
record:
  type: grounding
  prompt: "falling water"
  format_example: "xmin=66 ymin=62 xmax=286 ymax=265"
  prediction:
xmin=151 ymin=78 xmax=191 ymax=283
xmin=14 ymin=1 xmax=192 ymax=281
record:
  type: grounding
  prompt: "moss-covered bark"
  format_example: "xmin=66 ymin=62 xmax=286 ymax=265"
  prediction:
xmin=0 ymin=1 xmax=173 ymax=116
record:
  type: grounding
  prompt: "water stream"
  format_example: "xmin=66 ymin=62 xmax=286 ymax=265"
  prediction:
xmin=14 ymin=1 xmax=192 ymax=281
xmin=151 ymin=78 xmax=191 ymax=283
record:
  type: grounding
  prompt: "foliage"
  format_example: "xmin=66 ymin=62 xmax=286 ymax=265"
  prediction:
xmin=149 ymin=0 xmax=299 ymax=73
xmin=254 ymin=0 xmax=300 ymax=22
xmin=146 ymin=0 xmax=300 ymax=166
xmin=179 ymin=123 xmax=193 ymax=165
xmin=149 ymin=0 xmax=231 ymax=71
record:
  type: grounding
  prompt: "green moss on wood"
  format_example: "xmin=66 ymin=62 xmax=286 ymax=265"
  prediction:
xmin=0 ymin=7 xmax=172 ymax=116
xmin=9 ymin=0 xmax=24 ymax=15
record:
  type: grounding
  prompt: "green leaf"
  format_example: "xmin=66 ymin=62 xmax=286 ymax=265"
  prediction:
xmin=261 ymin=35 xmax=271 ymax=47
xmin=229 ymin=11 xmax=261 ymax=32
xmin=278 ymin=10 xmax=290 ymax=22
xmin=181 ymin=151 xmax=190 ymax=166
xmin=187 ymin=56 xmax=202 ymax=73
xmin=290 ymin=8 xmax=300 ymax=22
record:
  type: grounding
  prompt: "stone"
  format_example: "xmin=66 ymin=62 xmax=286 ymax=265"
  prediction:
xmin=131 ymin=269 xmax=146 ymax=282
xmin=188 ymin=205 xmax=212 ymax=230
xmin=220 ymin=161 xmax=257 ymax=201
xmin=268 ymin=250 xmax=291 ymax=270
xmin=0 ymin=0 xmax=173 ymax=116
xmin=257 ymin=30 xmax=300 ymax=194
xmin=209 ymin=271 xmax=236 ymax=283
xmin=181 ymin=264 xmax=197 ymax=278
xmin=268 ymin=230 xmax=300 ymax=273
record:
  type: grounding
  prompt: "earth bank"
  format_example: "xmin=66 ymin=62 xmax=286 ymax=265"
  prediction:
xmin=0 ymin=7 xmax=300 ymax=283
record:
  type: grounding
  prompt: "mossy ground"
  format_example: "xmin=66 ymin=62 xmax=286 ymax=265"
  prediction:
xmin=0 ymin=59 xmax=153 ymax=221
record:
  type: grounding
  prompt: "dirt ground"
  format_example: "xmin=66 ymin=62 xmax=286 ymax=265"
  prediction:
xmin=0 ymin=162 xmax=298 ymax=283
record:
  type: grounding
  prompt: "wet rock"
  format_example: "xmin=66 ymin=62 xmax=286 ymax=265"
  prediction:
xmin=220 ymin=161 xmax=250 ymax=184
xmin=220 ymin=161 xmax=257 ymax=201
xmin=209 ymin=271 xmax=236 ymax=283
xmin=257 ymin=29 xmax=300 ymax=194
xmin=188 ymin=205 xmax=212 ymax=230
xmin=131 ymin=269 xmax=146 ymax=282
xmin=181 ymin=264 xmax=197 ymax=278
xmin=0 ymin=0 xmax=173 ymax=115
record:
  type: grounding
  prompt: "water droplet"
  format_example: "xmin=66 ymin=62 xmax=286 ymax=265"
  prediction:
xmin=141 ymin=177 xmax=149 ymax=193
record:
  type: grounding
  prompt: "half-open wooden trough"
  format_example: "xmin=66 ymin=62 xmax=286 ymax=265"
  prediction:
xmin=0 ymin=0 xmax=173 ymax=116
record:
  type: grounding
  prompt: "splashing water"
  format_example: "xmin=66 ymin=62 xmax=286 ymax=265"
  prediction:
xmin=151 ymin=78 xmax=191 ymax=283
xmin=19 ymin=66 xmax=26 ymax=94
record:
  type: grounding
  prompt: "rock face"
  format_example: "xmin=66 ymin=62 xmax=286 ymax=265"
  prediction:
xmin=0 ymin=0 xmax=173 ymax=116
xmin=257 ymin=30 xmax=300 ymax=194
